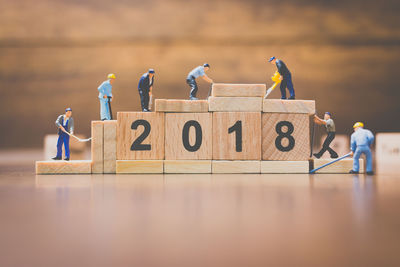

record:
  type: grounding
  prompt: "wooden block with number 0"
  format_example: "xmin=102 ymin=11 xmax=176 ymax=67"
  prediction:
xmin=117 ymin=112 xmax=165 ymax=160
xmin=165 ymin=113 xmax=212 ymax=159
xmin=262 ymin=113 xmax=310 ymax=160
xmin=213 ymin=112 xmax=261 ymax=160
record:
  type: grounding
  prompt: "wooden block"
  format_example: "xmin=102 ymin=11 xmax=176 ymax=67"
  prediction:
xmin=313 ymin=158 xmax=364 ymax=173
xmin=208 ymin=97 xmax=262 ymax=112
xmin=262 ymin=113 xmax=310 ymax=161
xmin=261 ymin=161 xmax=309 ymax=173
xmin=36 ymin=160 xmax=92 ymax=174
xmin=103 ymin=120 xmax=117 ymax=173
xmin=211 ymin=84 xmax=266 ymax=97
xmin=213 ymin=112 xmax=261 ymax=160
xmin=165 ymin=113 xmax=212 ymax=160
xmin=91 ymin=121 xmax=104 ymax=173
xmin=263 ymin=99 xmax=315 ymax=114
xmin=116 ymin=160 xmax=163 ymax=174
xmin=164 ymin=160 xmax=211 ymax=173
xmin=117 ymin=112 xmax=165 ymax=160
xmin=212 ymin=161 xmax=260 ymax=173
xmin=155 ymin=99 xmax=209 ymax=112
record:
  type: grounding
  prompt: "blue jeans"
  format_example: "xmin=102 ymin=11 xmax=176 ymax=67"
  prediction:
xmin=353 ymin=145 xmax=373 ymax=172
xmin=187 ymin=77 xmax=198 ymax=98
xmin=56 ymin=133 xmax=70 ymax=158
xmin=280 ymin=75 xmax=295 ymax=99
xmin=100 ymin=98 xmax=111 ymax=120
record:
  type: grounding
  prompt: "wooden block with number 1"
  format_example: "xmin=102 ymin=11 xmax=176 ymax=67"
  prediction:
xmin=213 ymin=112 xmax=261 ymax=160
xmin=117 ymin=112 xmax=165 ymax=160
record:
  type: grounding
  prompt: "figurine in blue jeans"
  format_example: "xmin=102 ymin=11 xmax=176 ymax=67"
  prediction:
xmin=52 ymin=108 xmax=74 ymax=161
xmin=349 ymin=122 xmax=374 ymax=175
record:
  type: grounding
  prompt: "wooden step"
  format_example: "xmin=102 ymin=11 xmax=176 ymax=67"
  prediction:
xmin=36 ymin=160 xmax=92 ymax=174
xmin=211 ymin=84 xmax=266 ymax=97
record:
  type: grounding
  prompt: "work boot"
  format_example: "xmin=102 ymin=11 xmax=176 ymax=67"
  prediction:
xmin=52 ymin=157 xmax=61 ymax=160
xmin=142 ymin=109 xmax=149 ymax=112
xmin=64 ymin=158 xmax=70 ymax=161
xmin=190 ymin=97 xmax=199 ymax=100
xmin=288 ymin=96 xmax=296 ymax=100
xmin=330 ymin=154 xmax=339 ymax=159
xmin=313 ymin=153 xmax=321 ymax=159
xmin=366 ymin=171 xmax=374 ymax=175
xmin=349 ymin=170 xmax=359 ymax=174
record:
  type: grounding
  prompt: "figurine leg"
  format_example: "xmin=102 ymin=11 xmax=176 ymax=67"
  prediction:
xmin=63 ymin=134 xmax=70 ymax=159
xmin=280 ymin=79 xmax=287 ymax=99
xmin=286 ymin=75 xmax=295 ymax=99
xmin=352 ymin=148 xmax=362 ymax=172
xmin=56 ymin=134 xmax=63 ymax=158
xmin=364 ymin=148 xmax=373 ymax=173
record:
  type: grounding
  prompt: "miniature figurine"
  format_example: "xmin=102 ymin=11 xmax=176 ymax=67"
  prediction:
xmin=268 ymin=56 xmax=295 ymax=100
xmin=138 ymin=69 xmax=155 ymax=112
xmin=186 ymin=63 xmax=214 ymax=100
xmin=349 ymin=122 xmax=374 ymax=175
xmin=98 ymin=73 xmax=116 ymax=120
xmin=52 ymin=108 xmax=74 ymax=161
xmin=313 ymin=112 xmax=338 ymax=159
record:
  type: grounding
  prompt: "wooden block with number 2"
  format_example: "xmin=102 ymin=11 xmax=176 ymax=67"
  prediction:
xmin=117 ymin=112 xmax=165 ymax=160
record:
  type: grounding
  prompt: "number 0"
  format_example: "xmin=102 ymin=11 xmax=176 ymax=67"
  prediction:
xmin=182 ymin=120 xmax=202 ymax=152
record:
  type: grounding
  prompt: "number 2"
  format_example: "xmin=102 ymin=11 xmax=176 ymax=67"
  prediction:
xmin=131 ymin=120 xmax=151 ymax=151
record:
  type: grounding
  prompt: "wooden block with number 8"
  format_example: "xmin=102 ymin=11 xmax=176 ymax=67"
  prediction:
xmin=262 ymin=113 xmax=310 ymax=160
xmin=165 ymin=113 xmax=212 ymax=160
xmin=213 ymin=112 xmax=261 ymax=160
xmin=117 ymin=112 xmax=165 ymax=160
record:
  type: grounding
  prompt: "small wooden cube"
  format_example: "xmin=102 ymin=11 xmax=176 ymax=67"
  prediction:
xmin=312 ymin=158 xmax=364 ymax=173
xmin=91 ymin=121 xmax=104 ymax=173
xmin=213 ymin=112 xmax=261 ymax=160
xmin=116 ymin=160 xmax=164 ymax=174
xmin=212 ymin=161 xmax=261 ymax=173
xmin=262 ymin=113 xmax=310 ymax=160
xmin=36 ymin=160 xmax=92 ymax=174
xmin=103 ymin=120 xmax=117 ymax=173
xmin=208 ymin=97 xmax=262 ymax=112
xmin=263 ymin=99 xmax=315 ymax=114
xmin=211 ymin=84 xmax=266 ymax=97
xmin=165 ymin=113 xmax=212 ymax=160
xmin=164 ymin=160 xmax=211 ymax=173
xmin=155 ymin=99 xmax=209 ymax=112
xmin=117 ymin=112 xmax=165 ymax=160
xmin=261 ymin=161 xmax=309 ymax=173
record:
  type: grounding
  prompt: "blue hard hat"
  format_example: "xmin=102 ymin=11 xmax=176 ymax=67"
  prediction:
xmin=203 ymin=63 xmax=210 ymax=68
xmin=325 ymin=112 xmax=331 ymax=116
xmin=268 ymin=56 xmax=276 ymax=62
xmin=148 ymin=69 xmax=155 ymax=74
xmin=65 ymin=107 xmax=72 ymax=112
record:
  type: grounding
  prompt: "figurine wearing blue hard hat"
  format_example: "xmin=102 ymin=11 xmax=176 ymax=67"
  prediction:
xmin=52 ymin=108 xmax=74 ymax=161
xmin=268 ymin=56 xmax=295 ymax=100
xmin=138 ymin=69 xmax=155 ymax=112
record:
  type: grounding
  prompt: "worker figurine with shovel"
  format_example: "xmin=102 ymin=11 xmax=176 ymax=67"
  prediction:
xmin=98 ymin=73 xmax=116 ymax=120
xmin=52 ymin=108 xmax=75 ymax=161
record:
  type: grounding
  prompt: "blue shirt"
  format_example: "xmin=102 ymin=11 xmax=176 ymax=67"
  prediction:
xmin=188 ymin=66 xmax=205 ymax=79
xmin=350 ymin=128 xmax=374 ymax=151
xmin=98 ymin=80 xmax=113 ymax=99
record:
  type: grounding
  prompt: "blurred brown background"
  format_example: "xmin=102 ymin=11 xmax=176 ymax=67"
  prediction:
xmin=0 ymin=0 xmax=399 ymax=148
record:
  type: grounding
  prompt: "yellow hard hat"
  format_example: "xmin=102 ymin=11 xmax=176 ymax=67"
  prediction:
xmin=271 ymin=71 xmax=281 ymax=83
xmin=353 ymin=122 xmax=364 ymax=128
xmin=107 ymin=73 xmax=116 ymax=79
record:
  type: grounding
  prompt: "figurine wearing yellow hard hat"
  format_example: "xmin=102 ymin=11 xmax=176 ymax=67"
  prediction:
xmin=349 ymin=122 xmax=374 ymax=175
xmin=98 ymin=73 xmax=116 ymax=120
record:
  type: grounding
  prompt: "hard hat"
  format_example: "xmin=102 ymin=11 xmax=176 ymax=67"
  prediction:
xmin=65 ymin=107 xmax=72 ymax=112
xmin=353 ymin=122 xmax=364 ymax=128
xmin=107 ymin=73 xmax=116 ymax=79
xmin=268 ymin=56 xmax=276 ymax=62
xmin=148 ymin=69 xmax=155 ymax=74
xmin=271 ymin=71 xmax=281 ymax=82
xmin=203 ymin=63 xmax=210 ymax=68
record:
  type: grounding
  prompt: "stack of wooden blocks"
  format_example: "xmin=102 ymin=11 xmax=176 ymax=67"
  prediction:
xmin=36 ymin=83 xmax=363 ymax=174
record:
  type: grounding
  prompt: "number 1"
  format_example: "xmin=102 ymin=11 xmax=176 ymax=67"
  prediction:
xmin=228 ymin=120 xmax=242 ymax=152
